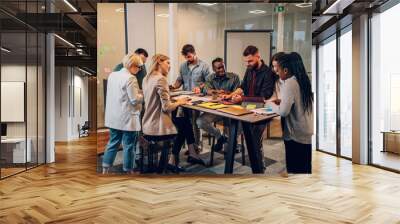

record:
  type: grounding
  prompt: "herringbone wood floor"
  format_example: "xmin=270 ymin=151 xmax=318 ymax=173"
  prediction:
xmin=1 ymin=135 xmax=400 ymax=224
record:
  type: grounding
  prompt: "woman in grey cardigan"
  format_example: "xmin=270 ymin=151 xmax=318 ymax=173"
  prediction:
xmin=142 ymin=54 xmax=190 ymax=172
xmin=103 ymin=53 xmax=144 ymax=174
xmin=268 ymin=52 xmax=314 ymax=173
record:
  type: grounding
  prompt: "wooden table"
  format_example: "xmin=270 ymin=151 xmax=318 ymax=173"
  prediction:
xmin=181 ymin=103 xmax=278 ymax=174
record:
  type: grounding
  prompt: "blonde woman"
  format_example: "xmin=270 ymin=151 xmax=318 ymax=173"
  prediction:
xmin=142 ymin=54 xmax=190 ymax=173
xmin=103 ymin=53 xmax=143 ymax=174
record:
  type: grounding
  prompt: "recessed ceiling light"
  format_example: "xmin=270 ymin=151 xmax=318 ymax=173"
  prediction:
xmin=1 ymin=47 xmax=11 ymax=53
xmin=249 ymin=10 xmax=266 ymax=14
xmin=157 ymin=14 xmax=169 ymax=18
xmin=63 ymin=0 xmax=78 ymax=12
xmin=197 ymin=3 xmax=217 ymax=6
xmin=296 ymin=3 xmax=312 ymax=8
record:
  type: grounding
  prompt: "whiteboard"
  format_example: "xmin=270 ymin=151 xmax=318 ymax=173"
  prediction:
xmin=1 ymin=82 xmax=25 ymax=122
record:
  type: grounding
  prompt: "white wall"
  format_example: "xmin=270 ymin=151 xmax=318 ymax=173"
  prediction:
xmin=127 ymin=3 xmax=155 ymax=71
xmin=55 ymin=67 xmax=89 ymax=141
xmin=1 ymin=63 xmax=46 ymax=164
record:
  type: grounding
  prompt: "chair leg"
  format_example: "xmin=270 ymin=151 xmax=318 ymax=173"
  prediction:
xmin=209 ymin=134 xmax=216 ymax=167
xmin=147 ymin=144 xmax=153 ymax=173
xmin=140 ymin=145 xmax=144 ymax=173
xmin=241 ymin=134 xmax=245 ymax=166
xmin=209 ymin=146 xmax=214 ymax=167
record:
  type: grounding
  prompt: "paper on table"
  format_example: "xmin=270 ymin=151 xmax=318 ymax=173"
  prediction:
xmin=170 ymin=90 xmax=194 ymax=96
xmin=245 ymin=104 xmax=257 ymax=110
xmin=190 ymin=95 xmax=212 ymax=102
xmin=173 ymin=95 xmax=192 ymax=99
xmin=251 ymin=108 xmax=274 ymax=115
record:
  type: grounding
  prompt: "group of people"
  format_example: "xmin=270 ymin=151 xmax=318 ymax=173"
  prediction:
xmin=102 ymin=44 xmax=313 ymax=175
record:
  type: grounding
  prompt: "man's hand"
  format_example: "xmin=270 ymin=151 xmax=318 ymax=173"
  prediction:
xmin=221 ymin=94 xmax=232 ymax=100
xmin=231 ymin=94 xmax=242 ymax=104
xmin=193 ymin=87 xmax=201 ymax=94
xmin=216 ymin=89 xmax=225 ymax=95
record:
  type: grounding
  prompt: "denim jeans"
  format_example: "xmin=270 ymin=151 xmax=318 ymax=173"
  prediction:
xmin=102 ymin=128 xmax=140 ymax=172
xmin=196 ymin=113 xmax=226 ymax=139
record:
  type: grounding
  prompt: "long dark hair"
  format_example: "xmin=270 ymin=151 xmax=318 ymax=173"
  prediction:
xmin=274 ymin=52 xmax=313 ymax=113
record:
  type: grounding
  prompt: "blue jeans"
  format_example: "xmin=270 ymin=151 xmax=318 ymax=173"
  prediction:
xmin=102 ymin=128 xmax=140 ymax=172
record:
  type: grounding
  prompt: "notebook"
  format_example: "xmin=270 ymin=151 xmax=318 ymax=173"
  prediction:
xmin=198 ymin=102 xmax=227 ymax=109
xmin=217 ymin=106 xmax=253 ymax=116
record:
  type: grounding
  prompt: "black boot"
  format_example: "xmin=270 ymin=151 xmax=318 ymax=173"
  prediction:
xmin=212 ymin=135 xmax=227 ymax=152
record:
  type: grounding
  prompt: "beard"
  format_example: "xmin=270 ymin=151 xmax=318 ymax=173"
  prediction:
xmin=252 ymin=61 xmax=259 ymax=69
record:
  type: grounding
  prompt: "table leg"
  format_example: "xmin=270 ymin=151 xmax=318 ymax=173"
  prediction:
xmin=224 ymin=119 xmax=238 ymax=174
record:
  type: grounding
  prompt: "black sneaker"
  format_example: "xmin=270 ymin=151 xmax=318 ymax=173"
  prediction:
xmin=187 ymin=156 xmax=206 ymax=166
xmin=212 ymin=136 xmax=227 ymax=152
xmin=166 ymin=163 xmax=186 ymax=173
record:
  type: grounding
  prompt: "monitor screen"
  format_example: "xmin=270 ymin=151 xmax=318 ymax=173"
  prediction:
xmin=1 ymin=123 xmax=7 ymax=137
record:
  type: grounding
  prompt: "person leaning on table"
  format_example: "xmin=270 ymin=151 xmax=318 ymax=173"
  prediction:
xmin=267 ymin=52 xmax=314 ymax=174
xmin=168 ymin=44 xmax=209 ymax=166
xmin=224 ymin=45 xmax=277 ymax=174
xmin=142 ymin=54 xmax=190 ymax=173
xmin=102 ymin=53 xmax=144 ymax=174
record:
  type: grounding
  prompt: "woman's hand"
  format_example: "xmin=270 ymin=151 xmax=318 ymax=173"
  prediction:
xmin=176 ymin=97 xmax=191 ymax=105
xmin=272 ymin=99 xmax=281 ymax=105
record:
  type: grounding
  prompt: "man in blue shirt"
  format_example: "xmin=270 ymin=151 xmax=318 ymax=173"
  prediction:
xmin=170 ymin=44 xmax=210 ymax=93
xmin=170 ymin=44 xmax=211 ymax=167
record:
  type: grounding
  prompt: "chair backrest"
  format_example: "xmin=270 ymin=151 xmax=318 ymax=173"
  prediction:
xmin=82 ymin=121 xmax=90 ymax=129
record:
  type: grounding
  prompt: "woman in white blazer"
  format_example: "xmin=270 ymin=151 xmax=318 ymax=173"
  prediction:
xmin=102 ymin=53 xmax=143 ymax=174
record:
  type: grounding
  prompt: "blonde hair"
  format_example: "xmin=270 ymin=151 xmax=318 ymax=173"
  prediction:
xmin=123 ymin=53 xmax=143 ymax=69
xmin=149 ymin=54 xmax=169 ymax=76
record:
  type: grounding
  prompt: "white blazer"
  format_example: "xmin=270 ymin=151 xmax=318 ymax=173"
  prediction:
xmin=105 ymin=68 xmax=143 ymax=131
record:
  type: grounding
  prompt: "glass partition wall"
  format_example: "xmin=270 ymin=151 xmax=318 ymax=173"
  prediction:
xmin=370 ymin=3 xmax=400 ymax=172
xmin=0 ymin=2 xmax=46 ymax=179
xmin=316 ymin=25 xmax=352 ymax=159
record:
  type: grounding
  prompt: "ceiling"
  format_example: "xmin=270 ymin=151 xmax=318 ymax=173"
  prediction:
xmin=311 ymin=0 xmax=390 ymax=44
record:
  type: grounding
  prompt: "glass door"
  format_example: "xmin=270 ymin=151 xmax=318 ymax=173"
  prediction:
xmin=317 ymin=35 xmax=337 ymax=155
xmin=339 ymin=26 xmax=352 ymax=159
